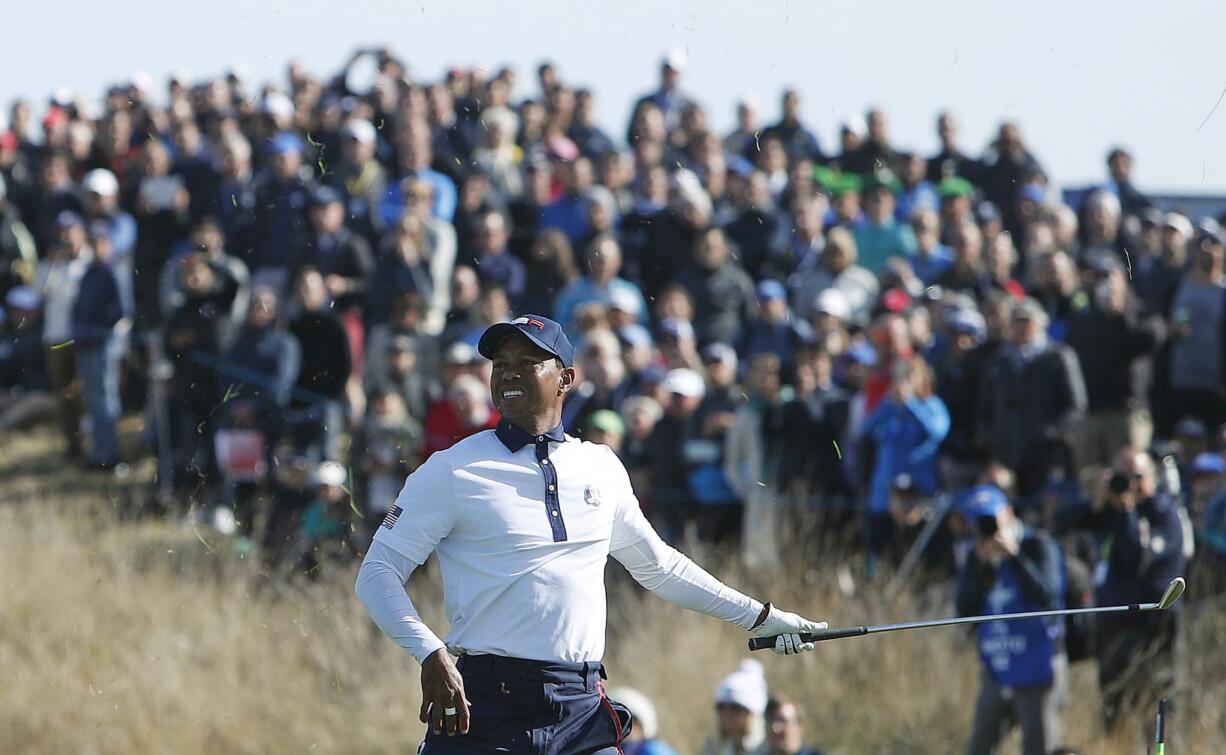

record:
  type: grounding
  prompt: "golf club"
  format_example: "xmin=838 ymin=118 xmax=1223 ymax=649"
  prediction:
xmin=749 ymin=576 xmax=1185 ymax=651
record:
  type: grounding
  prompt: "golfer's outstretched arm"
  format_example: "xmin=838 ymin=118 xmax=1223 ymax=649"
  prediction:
xmin=611 ymin=525 xmax=764 ymax=628
xmin=605 ymin=448 xmax=763 ymax=628
xmin=355 ymin=542 xmax=447 ymax=662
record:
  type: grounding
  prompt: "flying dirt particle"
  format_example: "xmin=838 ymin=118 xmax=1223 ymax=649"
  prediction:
xmin=832 ymin=440 xmax=842 ymax=459
xmin=51 ymin=340 xmax=74 ymax=350
xmin=1196 ymin=85 xmax=1226 ymax=132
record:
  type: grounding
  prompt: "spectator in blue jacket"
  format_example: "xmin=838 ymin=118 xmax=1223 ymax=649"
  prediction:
xmin=72 ymin=224 xmax=125 ymax=467
xmin=908 ymin=209 xmax=954 ymax=285
xmin=859 ymin=355 xmax=950 ymax=559
xmin=380 ymin=121 xmax=457 ymax=226
xmin=554 ymin=235 xmax=645 ymax=337
xmin=956 ymin=485 xmax=1066 ymax=755
xmin=539 ymin=156 xmax=595 ymax=245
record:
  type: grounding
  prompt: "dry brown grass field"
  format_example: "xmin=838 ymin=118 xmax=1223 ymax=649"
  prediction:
xmin=1 ymin=427 xmax=1222 ymax=754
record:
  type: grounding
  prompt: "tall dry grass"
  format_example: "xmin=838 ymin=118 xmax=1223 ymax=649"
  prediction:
xmin=1 ymin=428 xmax=1222 ymax=754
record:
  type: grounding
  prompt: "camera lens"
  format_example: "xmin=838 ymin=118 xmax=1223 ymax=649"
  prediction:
xmin=1108 ymin=472 xmax=1133 ymax=495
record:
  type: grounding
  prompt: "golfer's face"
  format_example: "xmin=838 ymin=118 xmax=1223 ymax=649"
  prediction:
xmin=490 ymin=335 xmax=564 ymax=423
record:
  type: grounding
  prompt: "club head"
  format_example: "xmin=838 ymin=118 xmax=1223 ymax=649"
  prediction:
xmin=1157 ymin=577 xmax=1186 ymax=611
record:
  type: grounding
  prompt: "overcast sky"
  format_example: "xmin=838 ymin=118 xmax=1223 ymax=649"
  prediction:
xmin=5 ymin=0 xmax=1225 ymax=193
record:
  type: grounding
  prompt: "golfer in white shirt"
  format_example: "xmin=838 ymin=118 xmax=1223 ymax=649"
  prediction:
xmin=355 ymin=314 xmax=824 ymax=754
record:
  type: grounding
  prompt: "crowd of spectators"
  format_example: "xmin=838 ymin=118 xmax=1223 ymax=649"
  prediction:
xmin=2 ymin=46 xmax=1224 ymax=743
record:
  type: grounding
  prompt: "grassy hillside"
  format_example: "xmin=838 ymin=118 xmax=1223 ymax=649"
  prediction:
xmin=1 ymin=428 xmax=1221 ymax=753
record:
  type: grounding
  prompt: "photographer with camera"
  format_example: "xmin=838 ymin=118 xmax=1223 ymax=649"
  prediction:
xmin=1087 ymin=446 xmax=1187 ymax=731
xmin=955 ymin=485 xmax=1066 ymax=755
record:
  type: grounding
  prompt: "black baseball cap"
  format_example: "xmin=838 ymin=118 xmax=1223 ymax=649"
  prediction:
xmin=478 ymin=315 xmax=575 ymax=367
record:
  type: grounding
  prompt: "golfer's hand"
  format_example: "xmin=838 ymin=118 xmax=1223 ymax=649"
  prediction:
xmin=751 ymin=603 xmax=827 ymax=655
xmin=420 ymin=649 xmax=470 ymax=736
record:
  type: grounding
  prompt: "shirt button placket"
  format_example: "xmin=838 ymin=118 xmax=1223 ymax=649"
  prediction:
xmin=535 ymin=438 xmax=567 ymax=542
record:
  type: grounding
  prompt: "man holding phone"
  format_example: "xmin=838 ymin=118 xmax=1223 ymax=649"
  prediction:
xmin=955 ymin=485 xmax=1066 ymax=755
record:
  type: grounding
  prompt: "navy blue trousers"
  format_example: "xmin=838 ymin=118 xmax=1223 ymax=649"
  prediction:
xmin=420 ymin=654 xmax=632 ymax=754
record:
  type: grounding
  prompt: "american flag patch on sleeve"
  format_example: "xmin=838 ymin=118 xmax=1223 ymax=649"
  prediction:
xmin=381 ymin=505 xmax=403 ymax=530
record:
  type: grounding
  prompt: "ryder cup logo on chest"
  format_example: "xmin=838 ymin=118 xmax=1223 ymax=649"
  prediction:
xmin=584 ymin=485 xmax=603 ymax=507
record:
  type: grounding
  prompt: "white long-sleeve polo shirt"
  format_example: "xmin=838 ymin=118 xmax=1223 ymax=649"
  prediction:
xmin=355 ymin=420 xmax=763 ymax=664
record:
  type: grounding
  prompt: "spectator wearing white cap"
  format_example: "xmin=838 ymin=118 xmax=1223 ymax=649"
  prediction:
xmin=80 ymin=170 xmax=135 ymax=317
xmin=700 ymin=659 xmax=768 ymax=755
xmin=292 ymin=461 xmax=358 ymax=575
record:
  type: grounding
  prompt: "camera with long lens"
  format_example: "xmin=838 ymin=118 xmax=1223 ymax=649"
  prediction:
xmin=975 ymin=515 xmax=998 ymax=539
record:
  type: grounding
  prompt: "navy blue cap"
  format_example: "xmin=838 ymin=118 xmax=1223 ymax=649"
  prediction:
xmin=478 ymin=314 xmax=575 ymax=368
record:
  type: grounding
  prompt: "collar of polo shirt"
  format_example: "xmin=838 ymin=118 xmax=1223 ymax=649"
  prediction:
xmin=495 ymin=417 xmax=566 ymax=452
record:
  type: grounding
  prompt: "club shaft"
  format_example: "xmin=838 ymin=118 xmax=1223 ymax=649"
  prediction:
xmin=749 ymin=601 xmax=1158 ymax=651
xmin=862 ymin=601 xmax=1159 ymax=636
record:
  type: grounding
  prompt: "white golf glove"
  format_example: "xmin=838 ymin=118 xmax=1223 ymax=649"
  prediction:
xmin=751 ymin=603 xmax=827 ymax=655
